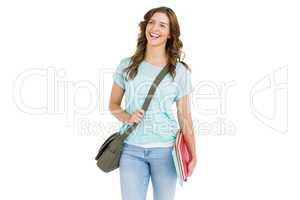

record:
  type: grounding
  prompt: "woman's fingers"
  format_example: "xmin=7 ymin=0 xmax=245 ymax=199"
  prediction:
xmin=139 ymin=109 xmax=145 ymax=115
xmin=128 ymin=109 xmax=145 ymax=124
xmin=137 ymin=112 xmax=144 ymax=118
xmin=134 ymin=109 xmax=145 ymax=122
xmin=135 ymin=114 xmax=143 ymax=121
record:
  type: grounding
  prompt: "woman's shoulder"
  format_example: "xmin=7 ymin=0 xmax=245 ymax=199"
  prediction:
xmin=176 ymin=60 xmax=190 ymax=69
xmin=118 ymin=57 xmax=132 ymax=69
xmin=175 ymin=61 xmax=191 ymax=78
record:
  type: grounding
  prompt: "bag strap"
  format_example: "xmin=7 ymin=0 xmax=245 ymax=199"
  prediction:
xmin=121 ymin=64 xmax=170 ymax=139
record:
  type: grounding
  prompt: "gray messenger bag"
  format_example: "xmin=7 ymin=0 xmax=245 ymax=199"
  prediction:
xmin=95 ymin=65 xmax=169 ymax=173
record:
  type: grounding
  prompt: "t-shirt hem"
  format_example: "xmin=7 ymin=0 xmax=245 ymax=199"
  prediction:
xmin=124 ymin=141 xmax=174 ymax=148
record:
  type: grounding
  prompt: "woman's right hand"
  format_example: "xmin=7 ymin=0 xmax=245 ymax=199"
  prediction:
xmin=127 ymin=109 xmax=145 ymax=125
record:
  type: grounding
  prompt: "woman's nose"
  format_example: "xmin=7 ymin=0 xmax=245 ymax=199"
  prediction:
xmin=150 ymin=28 xmax=160 ymax=34
xmin=151 ymin=23 xmax=160 ymax=32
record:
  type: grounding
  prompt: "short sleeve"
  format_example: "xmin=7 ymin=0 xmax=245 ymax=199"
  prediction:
xmin=174 ymin=65 xmax=193 ymax=101
xmin=112 ymin=58 xmax=130 ymax=89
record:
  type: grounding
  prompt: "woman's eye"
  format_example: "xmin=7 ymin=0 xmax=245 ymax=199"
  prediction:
xmin=160 ymin=24 xmax=166 ymax=28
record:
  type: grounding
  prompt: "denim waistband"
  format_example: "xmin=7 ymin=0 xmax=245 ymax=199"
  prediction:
xmin=123 ymin=142 xmax=173 ymax=151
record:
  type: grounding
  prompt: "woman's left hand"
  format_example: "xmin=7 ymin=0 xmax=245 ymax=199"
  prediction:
xmin=187 ymin=158 xmax=197 ymax=177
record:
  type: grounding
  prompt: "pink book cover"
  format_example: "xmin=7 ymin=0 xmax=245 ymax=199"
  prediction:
xmin=175 ymin=130 xmax=190 ymax=181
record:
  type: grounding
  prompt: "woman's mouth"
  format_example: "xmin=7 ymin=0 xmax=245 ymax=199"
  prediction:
xmin=149 ymin=32 xmax=160 ymax=40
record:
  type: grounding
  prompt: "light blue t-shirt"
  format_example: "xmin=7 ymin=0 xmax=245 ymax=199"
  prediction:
xmin=112 ymin=57 xmax=193 ymax=148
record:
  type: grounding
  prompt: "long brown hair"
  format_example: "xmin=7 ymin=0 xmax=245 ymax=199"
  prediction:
xmin=124 ymin=6 xmax=191 ymax=81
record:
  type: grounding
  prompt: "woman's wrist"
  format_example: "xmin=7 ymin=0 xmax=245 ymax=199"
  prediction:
xmin=110 ymin=106 xmax=131 ymax=124
xmin=120 ymin=110 xmax=131 ymax=124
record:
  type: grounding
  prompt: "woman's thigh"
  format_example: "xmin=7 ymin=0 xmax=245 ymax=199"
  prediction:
xmin=119 ymin=144 xmax=150 ymax=200
xmin=148 ymin=147 xmax=177 ymax=200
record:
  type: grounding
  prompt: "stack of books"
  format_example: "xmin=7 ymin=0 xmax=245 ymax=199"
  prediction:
xmin=172 ymin=129 xmax=190 ymax=186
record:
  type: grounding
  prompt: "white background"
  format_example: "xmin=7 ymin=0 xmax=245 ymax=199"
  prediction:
xmin=0 ymin=0 xmax=299 ymax=199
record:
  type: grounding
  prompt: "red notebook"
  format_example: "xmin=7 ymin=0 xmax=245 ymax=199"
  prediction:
xmin=172 ymin=129 xmax=190 ymax=185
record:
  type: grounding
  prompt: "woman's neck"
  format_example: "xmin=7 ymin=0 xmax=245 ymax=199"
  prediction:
xmin=144 ymin=44 xmax=168 ymax=66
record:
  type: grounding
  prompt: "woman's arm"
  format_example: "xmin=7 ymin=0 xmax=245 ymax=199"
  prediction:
xmin=109 ymin=83 xmax=131 ymax=123
xmin=109 ymin=82 xmax=145 ymax=125
xmin=176 ymin=95 xmax=197 ymax=161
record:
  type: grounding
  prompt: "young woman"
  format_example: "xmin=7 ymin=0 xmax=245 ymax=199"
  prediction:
xmin=109 ymin=6 xmax=197 ymax=200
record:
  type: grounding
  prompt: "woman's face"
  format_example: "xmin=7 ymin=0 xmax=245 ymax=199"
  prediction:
xmin=145 ymin=12 xmax=170 ymax=48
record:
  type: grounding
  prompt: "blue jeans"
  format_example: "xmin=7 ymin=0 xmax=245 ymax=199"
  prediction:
xmin=119 ymin=143 xmax=177 ymax=200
